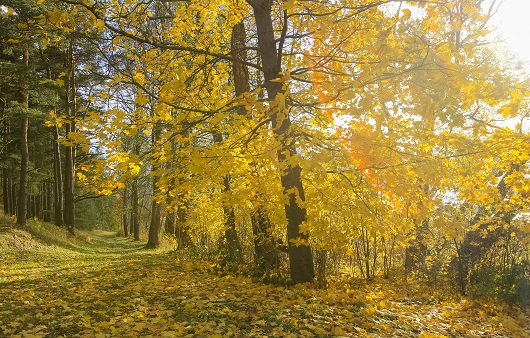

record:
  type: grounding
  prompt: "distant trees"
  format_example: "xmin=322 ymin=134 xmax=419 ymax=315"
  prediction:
xmin=0 ymin=1 xmax=113 ymax=232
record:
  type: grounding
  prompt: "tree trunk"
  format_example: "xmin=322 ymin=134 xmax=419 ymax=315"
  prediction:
xmin=164 ymin=138 xmax=177 ymax=237
xmin=2 ymin=119 xmax=11 ymax=215
xmin=63 ymin=130 xmax=75 ymax=234
xmin=146 ymin=122 xmax=163 ymax=248
xmin=3 ymin=170 xmax=10 ymax=215
xmin=213 ymin=129 xmax=241 ymax=265
xmin=44 ymin=182 xmax=51 ymax=222
xmin=214 ymin=21 xmax=253 ymax=269
xmin=252 ymin=205 xmax=281 ymax=276
xmin=11 ymin=182 xmax=17 ymax=216
xmin=123 ymin=185 xmax=129 ymax=237
xmin=16 ymin=47 xmax=29 ymax=228
xmin=174 ymin=125 xmax=193 ymax=249
xmin=63 ymin=41 xmax=76 ymax=235
xmin=164 ymin=178 xmax=176 ymax=236
xmin=175 ymin=195 xmax=192 ymax=249
xmin=52 ymin=123 xmax=63 ymax=227
xmin=146 ymin=197 xmax=162 ymax=248
xmin=164 ymin=211 xmax=175 ymax=236
xmin=233 ymin=18 xmax=280 ymax=278
xmin=131 ymin=143 xmax=140 ymax=241
xmin=251 ymin=0 xmax=314 ymax=283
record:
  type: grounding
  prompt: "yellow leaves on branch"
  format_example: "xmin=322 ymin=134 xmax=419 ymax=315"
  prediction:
xmin=49 ymin=0 xmax=530 ymax=284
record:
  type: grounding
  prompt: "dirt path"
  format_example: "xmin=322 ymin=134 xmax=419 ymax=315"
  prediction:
xmin=0 ymin=230 xmax=528 ymax=337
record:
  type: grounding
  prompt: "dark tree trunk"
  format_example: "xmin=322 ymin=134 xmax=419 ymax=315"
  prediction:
xmin=63 ymin=135 xmax=75 ymax=234
xmin=3 ymin=170 xmax=10 ymax=215
xmin=252 ymin=206 xmax=281 ymax=276
xmin=63 ymin=42 xmax=76 ymax=235
xmin=16 ymin=47 xmax=29 ymax=228
xmin=42 ymin=48 xmax=63 ymax=227
xmin=146 ymin=123 xmax=163 ymax=248
xmin=146 ymin=198 xmax=162 ymax=248
xmin=164 ymin=210 xmax=175 ymax=236
xmin=175 ymin=195 xmax=192 ymax=249
xmin=164 ymin=177 xmax=176 ymax=236
xmin=164 ymin=140 xmax=177 ymax=237
xmin=29 ymin=194 xmax=35 ymax=219
xmin=250 ymin=0 xmax=314 ymax=283
xmin=11 ymin=182 xmax=17 ymax=216
xmin=213 ymin=128 xmax=241 ymax=265
xmin=44 ymin=182 xmax=51 ymax=222
xmin=231 ymin=21 xmax=250 ymax=99
xmin=132 ymin=176 xmax=140 ymax=241
xmin=2 ymin=118 xmax=10 ymax=215
xmin=216 ymin=169 xmax=242 ymax=266
xmin=173 ymin=126 xmax=193 ymax=250
xmin=52 ymin=123 xmax=63 ymax=226
xmin=214 ymin=20 xmax=253 ymax=268
xmin=123 ymin=185 xmax=129 ymax=237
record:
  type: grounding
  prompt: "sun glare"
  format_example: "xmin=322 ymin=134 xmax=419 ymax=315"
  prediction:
xmin=489 ymin=0 xmax=530 ymax=67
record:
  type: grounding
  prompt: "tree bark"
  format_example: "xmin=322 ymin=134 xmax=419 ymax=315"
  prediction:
xmin=123 ymin=185 xmax=129 ymax=237
xmin=132 ymin=178 xmax=140 ymax=241
xmin=44 ymin=182 xmax=51 ymax=222
xmin=2 ymin=118 xmax=11 ymax=215
xmin=164 ymin=208 xmax=175 ymax=236
xmin=132 ymin=141 xmax=140 ymax=241
xmin=251 ymin=205 xmax=281 ymax=276
xmin=146 ymin=122 xmax=163 ymax=248
xmin=3 ymin=170 xmax=9 ymax=215
xmin=216 ymin=20 xmax=252 ymax=270
xmin=175 ymin=194 xmax=192 ymax=249
xmin=174 ymin=125 xmax=193 ymax=249
xmin=52 ymin=122 xmax=63 ymax=227
xmin=63 ymin=41 xmax=76 ymax=235
xmin=250 ymin=0 xmax=314 ymax=283
xmin=16 ymin=46 xmax=29 ymax=228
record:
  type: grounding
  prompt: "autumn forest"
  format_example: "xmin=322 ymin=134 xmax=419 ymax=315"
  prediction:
xmin=1 ymin=0 xmax=529 ymax=336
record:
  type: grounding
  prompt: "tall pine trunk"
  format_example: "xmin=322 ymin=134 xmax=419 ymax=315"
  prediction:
xmin=63 ymin=41 xmax=76 ymax=235
xmin=44 ymin=182 xmax=51 ymax=222
xmin=2 ymin=117 xmax=11 ymax=215
xmin=251 ymin=0 xmax=314 ymax=283
xmin=16 ymin=46 xmax=29 ymax=228
xmin=3 ymin=170 xmax=9 ymax=215
xmin=41 ymin=48 xmax=63 ymax=226
xmin=52 ymin=121 xmax=63 ymax=227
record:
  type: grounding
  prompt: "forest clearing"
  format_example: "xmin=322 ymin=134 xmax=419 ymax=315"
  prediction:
xmin=0 ymin=217 xmax=529 ymax=337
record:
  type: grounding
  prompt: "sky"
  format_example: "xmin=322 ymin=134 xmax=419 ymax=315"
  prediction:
xmin=488 ymin=0 xmax=530 ymax=66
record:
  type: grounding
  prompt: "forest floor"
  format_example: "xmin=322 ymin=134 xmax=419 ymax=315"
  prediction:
xmin=0 ymin=219 xmax=529 ymax=338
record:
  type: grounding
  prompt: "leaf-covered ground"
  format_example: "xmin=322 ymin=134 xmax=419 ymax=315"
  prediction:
xmin=0 ymin=224 xmax=528 ymax=338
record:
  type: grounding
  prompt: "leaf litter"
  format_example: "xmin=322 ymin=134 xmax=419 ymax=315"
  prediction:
xmin=0 ymin=228 xmax=528 ymax=337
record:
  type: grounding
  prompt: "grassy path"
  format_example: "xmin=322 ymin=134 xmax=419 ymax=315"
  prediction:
xmin=1 ymin=225 xmax=529 ymax=337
